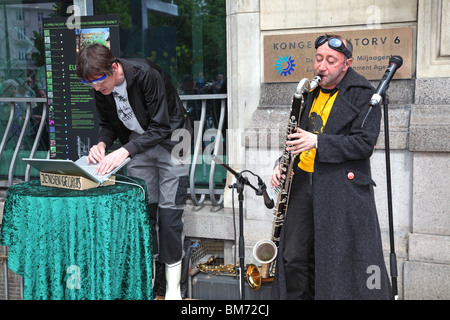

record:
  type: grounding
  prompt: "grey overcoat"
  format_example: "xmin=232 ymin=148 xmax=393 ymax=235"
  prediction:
xmin=272 ymin=68 xmax=393 ymax=300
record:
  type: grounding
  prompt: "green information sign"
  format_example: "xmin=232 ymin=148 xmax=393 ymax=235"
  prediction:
xmin=43 ymin=15 xmax=120 ymax=160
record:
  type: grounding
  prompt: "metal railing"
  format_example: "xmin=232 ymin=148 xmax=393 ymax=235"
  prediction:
xmin=0 ymin=94 xmax=227 ymax=300
xmin=0 ymin=97 xmax=49 ymax=187
xmin=0 ymin=97 xmax=47 ymax=299
xmin=0 ymin=95 xmax=227 ymax=204
xmin=182 ymin=94 xmax=227 ymax=206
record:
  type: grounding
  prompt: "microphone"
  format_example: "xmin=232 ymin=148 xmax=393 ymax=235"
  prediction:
xmin=257 ymin=177 xmax=274 ymax=209
xmin=211 ymin=154 xmax=274 ymax=209
xmin=211 ymin=154 xmax=239 ymax=178
xmin=369 ymin=55 xmax=403 ymax=108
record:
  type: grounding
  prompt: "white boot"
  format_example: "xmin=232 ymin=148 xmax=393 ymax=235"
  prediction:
xmin=152 ymin=260 xmax=156 ymax=288
xmin=165 ymin=260 xmax=182 ymax=300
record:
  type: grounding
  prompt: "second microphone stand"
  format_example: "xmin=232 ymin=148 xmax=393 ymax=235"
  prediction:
xmin=212 ymin=155 xmax=265 ymax=300
xmin=381 ymin=93 xmax=398 ymax=299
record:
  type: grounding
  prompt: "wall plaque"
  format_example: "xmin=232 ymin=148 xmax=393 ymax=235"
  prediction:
xmin=264 ymin=27 xmax=413 ymax=82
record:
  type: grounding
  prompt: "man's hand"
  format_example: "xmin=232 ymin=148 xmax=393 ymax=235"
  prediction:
xmin=271 ymin=127 xmax=318 ymax=188
xmin=270 ymin=164 xmax=283 ymax=188
xmin=285 ymin=128 xmax=318 ymax=156
xmin=87 ymin=142 xmax=107 ymax=164
xmin=87 ymin=143 xmax=130 ymax=175
xmin=95 ymin=147 xmax=130 ymax=175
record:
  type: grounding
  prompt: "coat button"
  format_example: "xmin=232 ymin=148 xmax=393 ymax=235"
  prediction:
xmin=347 ymin=172 xmax=355 ymax=180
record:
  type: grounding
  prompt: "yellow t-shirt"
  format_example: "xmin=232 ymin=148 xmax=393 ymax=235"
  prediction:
xmin=299 ymin=89 xmax=338 ymax=172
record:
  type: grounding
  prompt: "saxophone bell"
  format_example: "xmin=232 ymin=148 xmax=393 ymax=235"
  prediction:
xmin=246 ymin=264 xmax=262 ymax=290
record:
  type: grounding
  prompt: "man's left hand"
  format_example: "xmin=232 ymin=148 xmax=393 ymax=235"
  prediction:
xmin=96 ymin=147 xmax=130 ymax=175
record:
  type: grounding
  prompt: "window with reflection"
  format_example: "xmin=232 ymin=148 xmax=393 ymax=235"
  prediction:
xmin=0 ymin=0 xmax=227 ymax=189
xmin=95 ymin=0 xmax=227 ymax=95
xmin=0 ymin=1 xmax=63 ymax=180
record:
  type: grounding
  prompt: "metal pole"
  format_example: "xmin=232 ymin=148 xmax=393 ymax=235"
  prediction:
xmin=383 ymin=94 xmax=398 ymax=299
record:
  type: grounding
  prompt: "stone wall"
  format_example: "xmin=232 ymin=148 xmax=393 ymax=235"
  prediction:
xmin=185 ymin=0 xmax=450 ymax=300
xmin=1 ymin=0 xmax=448 ymax=301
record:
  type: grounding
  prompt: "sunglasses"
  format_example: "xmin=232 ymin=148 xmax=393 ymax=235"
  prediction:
xmin=315 ymin=36 xmax=352 ymax=59
xmin=80 ymin=74 xmax=107 ymax=86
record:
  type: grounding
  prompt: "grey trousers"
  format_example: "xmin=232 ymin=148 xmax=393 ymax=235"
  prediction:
xmin=126 ymin=141 xmax=189 ymax=265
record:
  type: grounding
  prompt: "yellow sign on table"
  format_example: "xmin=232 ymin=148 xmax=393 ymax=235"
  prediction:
xmin=264 ymin=27 xmax=413 ymax=82
xmin=40 ymin=172 xmax=115 ymax=190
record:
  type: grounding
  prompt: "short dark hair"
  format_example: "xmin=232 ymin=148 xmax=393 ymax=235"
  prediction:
xmin=76 ymin=44 xmax=117 ymax=80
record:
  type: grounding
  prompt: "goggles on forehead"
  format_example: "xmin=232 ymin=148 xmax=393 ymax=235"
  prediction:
xmin=80 ymin=74 xmax=107 ymax=86
xmin=315 ymin=36 xmax=352 ymax=59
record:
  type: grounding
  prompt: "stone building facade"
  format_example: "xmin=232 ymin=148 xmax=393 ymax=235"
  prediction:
xmin=185 ymin=0 xmax=450 ymax=300
xmin=1 ymin=0 xmax=448 ymax=300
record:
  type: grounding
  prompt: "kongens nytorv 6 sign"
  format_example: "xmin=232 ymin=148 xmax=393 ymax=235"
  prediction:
xmin=264 ymin=27 xmax=412 ymax=82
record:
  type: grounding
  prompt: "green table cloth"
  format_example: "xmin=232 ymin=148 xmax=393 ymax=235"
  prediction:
xmin=0 ymin=176 xmax=152 ymax=300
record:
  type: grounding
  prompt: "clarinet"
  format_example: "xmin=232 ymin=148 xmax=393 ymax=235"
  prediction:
xmin=252 ymin=76 xmax=321 ymax=279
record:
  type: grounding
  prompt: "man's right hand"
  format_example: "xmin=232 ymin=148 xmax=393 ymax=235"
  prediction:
xmin=271 ymin=164 xmax=282 ymax=188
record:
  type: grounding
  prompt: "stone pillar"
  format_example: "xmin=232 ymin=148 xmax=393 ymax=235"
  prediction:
xmin=223 ymin=1 xmax=262 ymax=210
xmin=403 ymin=0 xmax=450 ymax=300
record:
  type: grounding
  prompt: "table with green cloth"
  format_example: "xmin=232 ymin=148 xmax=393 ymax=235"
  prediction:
xmin=0 ymin=176 xmax=152 ymax=300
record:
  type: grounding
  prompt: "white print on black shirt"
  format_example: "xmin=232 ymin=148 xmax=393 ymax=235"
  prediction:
xmin=113 ymin=91 xmax=133 ymax=121
xmin=112 ymin=79 xmax=145 ymax=134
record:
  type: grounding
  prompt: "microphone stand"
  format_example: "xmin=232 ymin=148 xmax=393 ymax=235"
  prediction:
xmin=382 ymin=93 xmax=398 ymax=299
xmin=211 ymin=155 xmax=261 ymax=300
